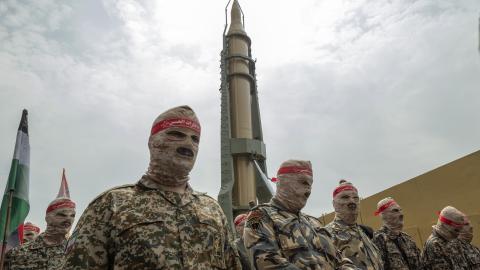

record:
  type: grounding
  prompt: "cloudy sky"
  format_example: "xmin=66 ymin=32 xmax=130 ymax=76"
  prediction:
xmin=1 ymin=0 xmax=479 ymax=230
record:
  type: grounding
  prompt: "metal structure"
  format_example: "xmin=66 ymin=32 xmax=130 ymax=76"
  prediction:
xmin=218 ymin=0 xmax=273 ymax=229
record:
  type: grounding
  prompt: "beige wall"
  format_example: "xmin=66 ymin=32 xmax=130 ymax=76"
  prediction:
xmin=320 ymin=150 xmax=480 ymax=248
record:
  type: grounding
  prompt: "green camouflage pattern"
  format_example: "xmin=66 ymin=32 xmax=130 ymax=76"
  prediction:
xmin=63 ymin=179 xmax=240 ymax=270
xmin=421 ymin=230 xmax=463 ymax=270
xmin=4 ymin=233 xmax=66 ymax=270
xmin=244 ymin=202 xmax=357 ymax=270
xmin=373 ymin=226 xmax=421 ymax=270
xmin=325 ymin=218 xmax=383 ymax=270
xmin=449 ymin=239 xmax=480 ymax=269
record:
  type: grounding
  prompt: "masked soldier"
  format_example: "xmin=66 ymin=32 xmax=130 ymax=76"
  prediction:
xmin=244 ymin=160 xmax=357 ymax=270
xmin=22 ymin=222 xmax=41 ymax=244
xmin=325 ymin=180 xmax=383 ymax=270
xmin=5 ymin=171 xmax=76 ymax=270
xmin=421 ymin=206 xmax=466 ymax=269
xmin=449 ymin=215 xmax=480 ymax=269
xmin=372 ymin=197 xmax=421 ymax=270
xmin=234 ymin=213 xmax=253 ymax=270
xmin=63 ymin=105 xmax=240 ymax=270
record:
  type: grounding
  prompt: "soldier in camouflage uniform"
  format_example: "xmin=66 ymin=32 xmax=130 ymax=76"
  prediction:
xmin=325 ymin=180 xmax=383 ymax=270
xmin=449 ymin=216 xmax=480 ymax=269
xmin=5 ymin=177 xmax=76 ymax=270
xmin=22 ymin=222 xmax=41 ymax=244
xmin=63 ymin=106 xmax=240 ymax=270
xmin=244 ymin=160 xmax=357 ymax=270
xmin=421 ymin=206 xmax=467 ymax=270
xmin=372 ymin=197 xmax=421 ymax=270
xmin=234 ymin=213 xmax=253 ymax=270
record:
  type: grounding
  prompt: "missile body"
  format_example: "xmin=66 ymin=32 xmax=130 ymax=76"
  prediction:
xmin=227 ymin=0 xmax=256 ymax=208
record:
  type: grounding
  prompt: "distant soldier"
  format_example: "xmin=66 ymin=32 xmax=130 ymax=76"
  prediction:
xmin=22 ymin=222 xmax=41 ymax=244
xmin=234 ymin=213 xmax=253 ymax=270
xmin=244 ymin=160 xmax=357 ymax=269
xmin=5 ymin=174 xmax=76 ymax=270
xmin=421 ymin=206 xmax=466 ymax=270
xmin=449 ymin=216 xmax=480 ymax=269
xmin=63 ymin=105 xmax=240 ymax=270
xmin=372 ymin=197 xmax=421 ymax=270
xmin=325 ymin=180 xmax=383 ymax=270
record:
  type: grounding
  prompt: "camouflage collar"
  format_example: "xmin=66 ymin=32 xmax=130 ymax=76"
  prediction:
xmin=380 ymin=225 xmax=402 ymax=239
xmin=137 ymin=179 xmax=198 ymax=206
xmin=27 ymin=233 xmax=65 ymax=250
xmin=270 ymin=199 xmax=303 ymax=216
xmin=333 ymin=217 xmax=357 ymax=229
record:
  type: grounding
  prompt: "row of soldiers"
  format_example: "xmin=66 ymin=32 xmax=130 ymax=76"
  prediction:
xmin=3 ymin=105 xmax=479 ymax=269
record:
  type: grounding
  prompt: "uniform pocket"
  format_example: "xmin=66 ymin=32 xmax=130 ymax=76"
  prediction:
xmin=196 ymin=207 xmax=227 ymax=269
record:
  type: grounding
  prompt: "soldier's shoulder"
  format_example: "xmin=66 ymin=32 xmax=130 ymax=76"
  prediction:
xmin=193 ymin=190 xmax=223 ymax=210
xmin=87 ymin=183 xmax=137 ymax=206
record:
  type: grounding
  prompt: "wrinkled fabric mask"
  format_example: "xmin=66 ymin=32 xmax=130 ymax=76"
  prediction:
xmin=272 ymin=160 xmax=313 ymax=213
xmin=459 ymin=222 xmax=473 ymax=243
xmin=382 ymin=205 xmax=404 ymax=233
xmin=333 ymin=188 xmax=359 ymax=225
xmin=434 ymin=206 xmax=465 ymax=241
xmin=23 ymin=222 xmax=40 ymax=243
xmin=376 ymin=198 xmax=404 ymax=234
xmin=145 ymin=106 xmax=201 ymax=187
xmin=45 ymin=207 xmax=76 ymax=237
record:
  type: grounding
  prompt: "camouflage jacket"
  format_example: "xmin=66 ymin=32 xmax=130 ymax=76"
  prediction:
xmin=421 ymin=230 xmax=463 ymax=270
xmin=325 ymin=218 xmax=383 ymax=270
xmin=243 ymin=202 xmax=357 ymax=270
xmin=372 ymin=226 xmax=421 ymax=270
xmin=63 ymin=179 xmax=240 ymax=270
xmin=5 ymin=233 xmax=66 ymax=270
xmin=449 ymin=239 xmax=480 ymax=270
xmin=235 ymin=237 xmax=253 ymax=270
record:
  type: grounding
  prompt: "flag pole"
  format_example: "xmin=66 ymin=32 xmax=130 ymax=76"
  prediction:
xmin=0 ymin=188 xmax=15 ymax=270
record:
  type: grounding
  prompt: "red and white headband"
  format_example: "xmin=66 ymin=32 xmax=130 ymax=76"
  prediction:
xmin=271 ymin=165 xmax=313 ymax=182
xmin=333 ymin=185 xmax=358 ymax=198
xmin=374 ymin=199 xmax=397 ymax=216
xmin=234 ymin=214 xmax=247 ymax=226
xmin=151 ymin=118 xmax=201 ymax=136
xmin=46 ymin=199 xmax=76 ymax=214
xmin=438 ymin=213 xmax=466 ymax=228
xmin=23 ymin=224 xmax=40 ymax=234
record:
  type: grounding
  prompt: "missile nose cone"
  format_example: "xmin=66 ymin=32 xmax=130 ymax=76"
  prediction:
xmin=228 ymin=0 xmax=246 ymax=35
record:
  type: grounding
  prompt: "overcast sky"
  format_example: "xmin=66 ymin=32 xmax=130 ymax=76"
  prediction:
xmin=1 ymin=0 xmax=479 ymax=230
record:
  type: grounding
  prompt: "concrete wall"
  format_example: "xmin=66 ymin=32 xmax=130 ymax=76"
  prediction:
xmin=320 ymin=150 xmax=480 ymax=248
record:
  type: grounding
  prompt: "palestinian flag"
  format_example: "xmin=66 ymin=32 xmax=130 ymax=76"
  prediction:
xmin=0 ymin=109 xmax=30 ymax=250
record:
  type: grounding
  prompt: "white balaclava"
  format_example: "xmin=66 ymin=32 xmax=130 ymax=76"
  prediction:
xmin=145 ymin=105 xmax=201 ymax=187
xmin=333 ymin=180 xmax=359 ymax=225
xmin=434 ymin=206 xmax=465 ymax=241
xmin=375 ymin=197 xmax=404 ymax=234
xmin=22 ymin=222 xmax=41 ymax=243
xmin=271 ymin=160 xmax=313 ymax=213
xmin=45 ymin=169 xmax=76 ymax=242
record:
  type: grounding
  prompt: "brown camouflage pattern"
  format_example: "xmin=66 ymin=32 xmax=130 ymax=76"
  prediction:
xmin=325 ymin=218 xmax=383 ymax=270
xmin=4 ymin=233 xmax=66 ymax=270
xmin=373 ymin=226 xmax=421 ymax=270
xmin=449 ymin=239 xmax=480 ymax=270
xmin=421 ymin=230 xmax=463 ymax=270
xmin=244 ymin=202 xmax=357 ymax=270
xmin=63 ymin=178 xmax=240 ymax=270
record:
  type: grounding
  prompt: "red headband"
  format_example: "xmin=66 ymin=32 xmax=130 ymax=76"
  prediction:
xmin=24 ymin=224 xmax=40 ymax=234
xmin=151 ymin=118 xmax=201 ymax=136
xmin=234 ymin=215 xmax=247 ymax=226
xmin=333 ymin=185 xmax=357 ymax=198
xmin=374 ymin=200 xmax=397 ymax=216
xmin=277 ymin=166 xmax=313 ymax=176
xmin=438 ymin=213 xmax=466 ymax=228
xmin=46 ymin=200 xmax=76 ymax=214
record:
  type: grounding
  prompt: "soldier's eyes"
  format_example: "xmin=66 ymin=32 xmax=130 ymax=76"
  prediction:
xmin=167 ymin=131 xmax=187 ymax=138
xmin=191 ymin=135 xmax=199 ymax=143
